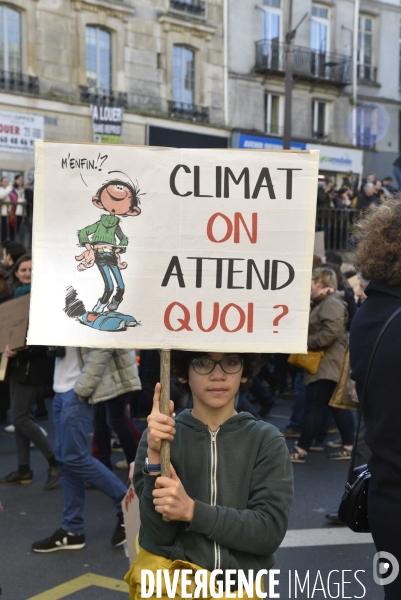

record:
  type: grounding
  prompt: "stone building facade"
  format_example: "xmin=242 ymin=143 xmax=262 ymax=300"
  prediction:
xmin=228 ymin=0 xmax=401 ymax=181
xmin=0 ymin=0 xmax=229 ymax=180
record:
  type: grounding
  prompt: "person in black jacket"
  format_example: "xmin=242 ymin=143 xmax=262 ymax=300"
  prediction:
xmin=350 ymin=199 xmax=401 ymax=599
xmin=0 ymin=256 xmax=59 ymax=489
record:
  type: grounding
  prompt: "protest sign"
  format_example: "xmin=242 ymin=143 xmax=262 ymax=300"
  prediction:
xmin=314 ymin=231 xmax=325 ymax=259
xmin=28 ymin=141 xmax=318 ymax=352
xmin=0 ymin=294 xmax=30 ymax=353
xmin=122 ymin=484 xmax=140 ymax=564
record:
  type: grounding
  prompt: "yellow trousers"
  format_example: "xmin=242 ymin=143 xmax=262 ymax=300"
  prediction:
xmin=125 ymin=547 xmax=264 ymax=600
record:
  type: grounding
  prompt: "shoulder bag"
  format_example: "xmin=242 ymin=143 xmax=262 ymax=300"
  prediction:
xmin=338 ymin=306 xmax=401 ymax=532
xmin=287 ymin=350 xmax=324 ymax=375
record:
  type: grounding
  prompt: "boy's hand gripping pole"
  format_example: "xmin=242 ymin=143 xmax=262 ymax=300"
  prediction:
xmin=160 ymin=349 xmax=171 ymax=522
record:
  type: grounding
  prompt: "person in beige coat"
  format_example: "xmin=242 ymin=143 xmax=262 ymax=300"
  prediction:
xmin=290 ymin=267 xmax=354 ymax=463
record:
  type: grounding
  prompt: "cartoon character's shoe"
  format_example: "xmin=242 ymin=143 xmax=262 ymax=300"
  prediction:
xmin=79 ymin=311 xmax=140 ymax=331
xmin=92 ymin=300 xmax=108 ymax=314
xmin=107 ymin=296 xmax=122 ymax=312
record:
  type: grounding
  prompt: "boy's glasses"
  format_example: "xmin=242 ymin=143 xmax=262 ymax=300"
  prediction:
xmin=190 ymin=357 xmax=244 ymax=375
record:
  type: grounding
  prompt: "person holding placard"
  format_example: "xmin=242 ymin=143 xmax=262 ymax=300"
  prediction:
xmin=125 ymin=351 xmax=293 ymax=599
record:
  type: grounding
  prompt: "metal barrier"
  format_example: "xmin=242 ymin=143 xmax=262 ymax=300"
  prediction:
xmin=316 ymin=208 xmax=359 ymax=251
xmin=0 ymin=201 xmax=32 ymax=248
xmin=0 ymin=204 xmax=357 ymax=254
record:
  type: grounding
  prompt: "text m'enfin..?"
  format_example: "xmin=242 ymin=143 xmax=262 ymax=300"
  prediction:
xmin=162 ymin=164 xmax=301 ymax=334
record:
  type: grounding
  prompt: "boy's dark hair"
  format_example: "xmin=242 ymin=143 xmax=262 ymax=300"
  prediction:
xmin=3 ymin=241 xmax=26 ymax=264
xmin=96 ymin=179 xmax=141 ymax=212
xmin=171 ymin=350 xmax=265 ymax=393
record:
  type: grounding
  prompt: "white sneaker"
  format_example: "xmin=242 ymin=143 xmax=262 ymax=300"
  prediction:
xmin=4 ymin=424 xmax=15 ymax=433
xmin=115 ymin=459 xmax=129 ymax=470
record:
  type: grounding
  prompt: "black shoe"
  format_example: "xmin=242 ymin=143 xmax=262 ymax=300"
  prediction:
xmin=309 ymin=440 xmax=325 ymax=452
xmin=44 ymin=467 xmax=60 ymax=491
xmin=259 ymin=399 xmax=278 ymax=418
xmin=32 ymin=528 xmax=86 ymax=552
xmin=111 ymin=512 xmax=126 ymax=546
xmin=326 ymin=511 xmax=345 ymax=526
xmin=280 ymin=426 xmax=301 ymax=438
xmin=0 ymin=470 xmax=33 ymax=485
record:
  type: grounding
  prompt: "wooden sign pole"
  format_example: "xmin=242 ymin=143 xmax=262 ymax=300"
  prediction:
xmin=0 ymin=354 xmax=8 ymax=382
xmin=159 ymin=349 xmax=171 ymax=522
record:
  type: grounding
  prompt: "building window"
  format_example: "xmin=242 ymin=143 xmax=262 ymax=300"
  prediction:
xmin=86 ymin=26 xmax=111 ymax=93
xmin=261 ymin=0 xmax=282 ymax=70
xmin=312 ymin=100 xmax=327 ymax=139
xmin=173 ymin=45 xmax=195 ymax=106
xmin=170 ymin=0 xmax=205 ymax=17
xmin=358 ymin=16 xmax=374 ymax=81
xmin=0 ymin=6 xmax=22 ymax=73
xmin=311 ymin=5 xmax=329 ymax=53
xmin=262 ymin=0 xmax=281 ymax=43
xmin=263 ymin=0 xmax=280 ymax=7
xmin=356 ymin=104 xmax=377 ymax=147
xmin=266 ymin=93 xmax=282 ymax=135
xmin=399 ymin=20 xmax=401 ymax=88
xmin=310 ymin=5 xmax=329 ymax=77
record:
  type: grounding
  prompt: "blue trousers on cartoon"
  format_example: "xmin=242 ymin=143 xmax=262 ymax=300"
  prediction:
xmin=94 ymin=251 xmax=124 ymax=311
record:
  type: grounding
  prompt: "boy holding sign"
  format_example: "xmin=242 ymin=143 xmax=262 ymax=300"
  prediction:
xmin=125 ymin=351 xmax=293 ymax=599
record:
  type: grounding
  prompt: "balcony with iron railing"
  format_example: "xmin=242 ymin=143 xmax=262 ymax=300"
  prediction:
xmin=168 ymin=100 xmax=209 ymax=123
xmin=79 ymin=86 xmax=128 ymax=107
xmin=0 ymin=71 xmax=39 ymax=95
xmin=170 ymin=0 xmax=205 ymax=17
xmin=357 ymin=64 xmax=377 ymax=84
xmin=255 ymin=40 xmax=351 ymax=86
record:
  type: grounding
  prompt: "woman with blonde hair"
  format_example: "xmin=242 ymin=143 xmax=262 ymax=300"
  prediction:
xmin=290 ymin=266 xmax=354 ymax=463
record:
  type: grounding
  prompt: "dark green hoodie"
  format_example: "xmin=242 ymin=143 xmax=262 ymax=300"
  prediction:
xmin=134 ymin=410 xmax=293 ymax=583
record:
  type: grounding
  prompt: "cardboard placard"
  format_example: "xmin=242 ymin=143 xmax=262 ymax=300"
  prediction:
xmin=28 ymin=142 xmax=319 ymax=352
xmin=314 ymin=231 xmax=325 ymax=259
xmin=122 ymin=484 xmax=140 ymax=565
xmin=0 ymin=293 xmax=30 ymax=353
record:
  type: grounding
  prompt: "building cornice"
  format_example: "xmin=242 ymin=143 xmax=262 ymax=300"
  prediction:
xmin=158 ymin=14 xmax=216 ymax=41
xmin=71 ymin=0 xmax=134 ymax=22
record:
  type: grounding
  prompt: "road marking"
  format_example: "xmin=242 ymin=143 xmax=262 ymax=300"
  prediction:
xmin=27 ymin=573 xmax=127 ymax=599
xmin=280 ymin=528 xmax=374 ymax=548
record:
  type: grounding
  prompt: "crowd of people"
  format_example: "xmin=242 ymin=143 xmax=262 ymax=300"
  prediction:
xmin=0 ymin=174 xmax=33 ymax=245
xmin=317 ymin=170 xmax=398 ymax=211
xmin=1 ymin=196 xmax=400 ymax=599
xmin=0 ymin=241 xmax=363 ymax=541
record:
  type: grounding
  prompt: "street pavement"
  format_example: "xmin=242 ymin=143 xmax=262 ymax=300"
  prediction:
xmin=0 ymin=395 xmax=382 ymax=600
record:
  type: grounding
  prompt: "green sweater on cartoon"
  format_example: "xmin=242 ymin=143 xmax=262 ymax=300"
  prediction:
xmin=78 ymin=214 xmax=128 ymax=253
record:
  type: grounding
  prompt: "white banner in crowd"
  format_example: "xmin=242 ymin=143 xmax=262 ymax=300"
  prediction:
xmin=28 ymin=142 xmax=319 ymax=352
xmin=0 ymin=110 xmax=44 ymax=154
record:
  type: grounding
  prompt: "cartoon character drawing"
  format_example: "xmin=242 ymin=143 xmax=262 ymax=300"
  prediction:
xmin=66 ymin=172 xmax=143 ymax=332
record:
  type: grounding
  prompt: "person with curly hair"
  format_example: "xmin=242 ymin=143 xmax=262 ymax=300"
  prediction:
xmin=350 ymin=199 xmax=401 ymax=599
xmin=125 ymin=350 xmax=293 ymax=599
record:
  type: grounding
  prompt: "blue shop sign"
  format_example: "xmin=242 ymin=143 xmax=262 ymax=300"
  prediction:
xmin=235 ymin=133 xmax=306 ymax=151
